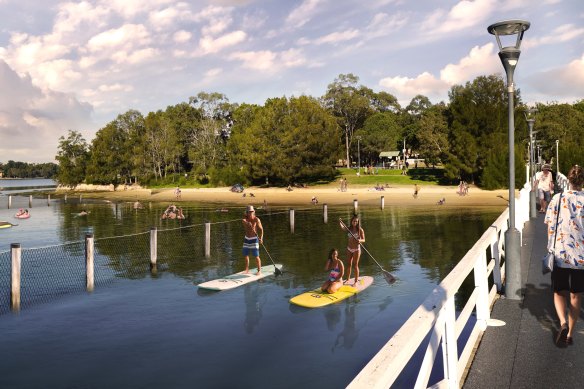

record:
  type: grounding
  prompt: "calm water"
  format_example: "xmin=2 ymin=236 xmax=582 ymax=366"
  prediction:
xmin=0 ymin=194 xmax=504 ymax=388
xmin=0 ymin=178 xmax=56 ymax=195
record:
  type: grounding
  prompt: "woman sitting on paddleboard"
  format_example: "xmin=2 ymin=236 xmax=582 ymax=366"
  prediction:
xmin=322 ymin=248 xmax=344 ymax=293
xmin=340 ymin=214 xmax=365 ymax=285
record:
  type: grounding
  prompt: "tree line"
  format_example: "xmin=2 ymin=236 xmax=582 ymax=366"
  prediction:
xmin=55 ymin=74 xmax=584 ymax=189
xmin=0 ymin=160 xmax=58 ymax=179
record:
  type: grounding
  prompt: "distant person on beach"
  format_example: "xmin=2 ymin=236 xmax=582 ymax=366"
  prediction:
xmin=174 ymin=186 xmax=182 ymax=200
xmin=322 ymin=248 xmax=344 ymax=293
xmin=340 ymin=214 xmax=365 ymax=285
xmin=545 ymin=165 xmax=584 ymax=345
xmin=413 ymin=184 xmax=419 ymax=198
xmin=242 ymin=205 xmax=263 ymax=275
xmin=536 ymin=164 xmax=554 ymax=213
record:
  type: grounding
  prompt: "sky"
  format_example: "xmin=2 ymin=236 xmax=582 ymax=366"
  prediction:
xmin=0 ymin=0 xmax=583 ymax=163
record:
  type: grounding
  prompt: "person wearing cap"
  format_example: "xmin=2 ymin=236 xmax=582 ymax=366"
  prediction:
xmin=535 ymin=164 xmax=555 ymax=213
xmin=242 ymin=205 xmax=264 ymax=275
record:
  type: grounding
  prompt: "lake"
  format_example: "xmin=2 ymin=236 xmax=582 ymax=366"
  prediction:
xmin=0 ymin=193 xmax=504 ymax=388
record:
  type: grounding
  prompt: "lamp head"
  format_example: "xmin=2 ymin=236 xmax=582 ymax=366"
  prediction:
xmin=488 ymin=20 xmax=530 ymax=84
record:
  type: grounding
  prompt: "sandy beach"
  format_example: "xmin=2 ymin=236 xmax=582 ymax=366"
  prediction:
xmin=59 ymin=184 xmax=511 ymax=209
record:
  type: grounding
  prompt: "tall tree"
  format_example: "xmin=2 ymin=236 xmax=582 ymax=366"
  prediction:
xmin=322 ymin=74 xmax=372 ymax=168
xmin=55 ymin=130 xmax=90 ymax=187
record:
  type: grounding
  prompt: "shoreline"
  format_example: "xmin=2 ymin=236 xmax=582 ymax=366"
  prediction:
xmin=54 ymin=184 xmax=512 ymax=208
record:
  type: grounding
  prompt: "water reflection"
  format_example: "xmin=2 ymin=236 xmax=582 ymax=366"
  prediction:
xmin=244 ymin=283 xmax=265 ymax=334
xmin=332 ymin=305 xmax=358 ymax=351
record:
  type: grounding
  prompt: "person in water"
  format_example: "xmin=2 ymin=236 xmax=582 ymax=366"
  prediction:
xmin=321 ymin=248 xmax=344 ymax=293
xmin=340 ymin=214 xmax=365 ymax=285
xmin=242 ymin=205 xmax=263 ymax=275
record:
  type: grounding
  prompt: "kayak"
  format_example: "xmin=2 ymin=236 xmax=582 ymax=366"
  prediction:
xmin=289 ymin=276 xmax=374 ymax=308
xmin=198 ymin=264 xmax=283 ymax=291
xmin=0 ymin=221 xmax=16 ymax=229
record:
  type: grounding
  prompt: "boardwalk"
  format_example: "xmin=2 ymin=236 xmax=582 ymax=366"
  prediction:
xmin=464 ymin=213 xmax=584 ymax=388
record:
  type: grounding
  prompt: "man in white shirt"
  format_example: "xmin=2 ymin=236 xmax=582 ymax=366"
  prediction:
xmin=535 ymin=164 xmax=554 ymax=213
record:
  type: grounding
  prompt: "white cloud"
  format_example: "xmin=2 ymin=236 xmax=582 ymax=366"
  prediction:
xmin=286 ymin=0 xmax=324 ymax=28
xmin=529 ymin=54 xmax=584 ymax=100
xmin=86 ymin=24 xmax=151 ymax=53
xmin=173 ymin=30 xmax=192 ymax=43
xmin=197 ymin=30 xmax=247 ymax=55
xmin=0 ymin=60 xmax=93 ymax=162
xmin=379 ymin=43 xmax=499 ymax=102
xmin=229 ymin=48 xmax=307 ymax=71
xmin=525 ymin=24 xmax=584 ymax=49
xmin=98 ymin=83 xmax=134 ymax=92
xmin=422 ymin=0 xmax=496 ymax=35
xmin=205 ymin=68 xmax=223 ymax=77
xmin=313 ymin=29 xmax=360 ymax=45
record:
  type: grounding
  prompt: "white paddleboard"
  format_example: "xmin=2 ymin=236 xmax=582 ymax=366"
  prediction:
xmin=197 ymin=264 xmax=283 ymax=291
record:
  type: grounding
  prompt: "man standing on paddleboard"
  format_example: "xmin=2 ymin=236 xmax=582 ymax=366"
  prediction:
xmin=242 ymin=205 xmax=264 ymax=275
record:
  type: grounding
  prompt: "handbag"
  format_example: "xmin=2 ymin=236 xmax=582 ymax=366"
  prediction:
xmin=543 ymin=193 xmax=563 ymax=274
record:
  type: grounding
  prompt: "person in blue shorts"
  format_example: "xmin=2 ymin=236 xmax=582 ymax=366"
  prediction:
xmin=242 ymin=205 xmax=264 ymax=275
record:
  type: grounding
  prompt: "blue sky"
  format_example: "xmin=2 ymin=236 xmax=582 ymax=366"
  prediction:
xmin=0 ymin=0 xmax=582 ymax=163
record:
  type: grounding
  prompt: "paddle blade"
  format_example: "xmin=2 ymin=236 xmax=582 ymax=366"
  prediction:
xmin=274 ymin=266 xmax=283 ymax=276
xmin=383 ymin=271 xmax=396 ymax=284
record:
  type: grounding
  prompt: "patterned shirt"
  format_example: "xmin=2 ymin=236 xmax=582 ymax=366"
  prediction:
xmin=545 ymin=190 xmax=584 ymax=269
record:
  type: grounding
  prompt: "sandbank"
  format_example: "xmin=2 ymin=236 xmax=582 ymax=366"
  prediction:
xmin=58 ymin=184 xmax=511 ymax=209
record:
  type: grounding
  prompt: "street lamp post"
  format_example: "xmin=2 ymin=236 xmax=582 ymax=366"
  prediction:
xmin=556 ymin=140 xmax=559 ymax=173
xmin=488 ymin=19 xmax=530 ymax=300
xmin=525 ymin=108 xmax=537 ymax=218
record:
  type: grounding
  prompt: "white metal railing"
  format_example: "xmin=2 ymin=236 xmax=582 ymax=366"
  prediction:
xmin=347 ymin=187 xmax=531 ymax=389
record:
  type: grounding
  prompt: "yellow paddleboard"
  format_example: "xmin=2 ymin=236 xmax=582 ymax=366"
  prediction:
xmin=289 ymin=276 xmax=373 ymax=308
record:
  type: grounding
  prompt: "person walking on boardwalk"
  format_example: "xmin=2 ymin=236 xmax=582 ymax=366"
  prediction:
xmin=340 ymin=214 xmax=365 ymax=285
xmin=545 ymin=165 xmax=584 ymax=346
xmin=242 ymin=205 xmax=264 ymax=275
xmin=321 ymin=248 xmax=345 ymax=294
xmin=536 ymin=164 xmax=554 ymax=212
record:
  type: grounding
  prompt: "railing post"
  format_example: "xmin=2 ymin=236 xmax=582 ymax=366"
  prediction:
xmin=380 ymin=196 xmax=385 ymax=210
xmin=441 ymin=297 xmax=459 ymax=388
xmin=323 ymin=204 xmax=328 ymax=224
xmin=11 ymin=243 xmax=21 ymax=312
xmin=474 ymin=252 xmax=490 ymax=330
xmin=490 ymin=226 xmax=502 ymax=292
xmin=150 ymin=227 xmax=157 ymax=272
xmin=85 ymin=234 xmax=94 ymax=292
xmin=289 ymin=209 xmax=295 ymax=233
xmin=205 ymin=222 xmax=211 ymax=258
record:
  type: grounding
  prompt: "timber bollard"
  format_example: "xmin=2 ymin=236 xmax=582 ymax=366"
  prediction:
xmin=8 ymin=195 xmax=11 ymax=209
xmin=289 ymin=209 xmax=295 ymax=233
xmin=323 ymin=204 xmax=328 ymax=223
xmin=85 ymin=234 xmax=94 ymax=292
xmin=29 ymin=195 xmax=33 ymax=207
xmin=11 ymin=243 xmax=21 ymax=312
xmin=205 ymin=222 xmax=211 ymax=258
xmin=150 ymin=227 xmax=157 ymax=273
xmin=64 ymin=194 xmax=67 ymax=203
xmin=80 ymin=194 xmax=83 ymax=203
xmin=353 ymin=199 xmax=358 ymax=212
xmin=47 ymin=194 xmax=50 ymax=206
xmin=381 ymin=196 xmax=385 ymax=210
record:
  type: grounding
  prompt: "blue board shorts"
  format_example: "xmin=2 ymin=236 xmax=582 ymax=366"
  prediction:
xmin=242 ymin=236 xmax=260 ymax=257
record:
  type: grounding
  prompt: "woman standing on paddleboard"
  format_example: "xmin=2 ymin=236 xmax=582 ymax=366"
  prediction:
xmin=242 ymin=205 xmax=264 ymax=275
xmin=340 ymin=214 xmax=365 ymax=285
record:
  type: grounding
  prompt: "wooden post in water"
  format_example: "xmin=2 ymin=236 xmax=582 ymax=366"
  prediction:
xmin=64 ymin=194 xmax=67 ymax=203
xmin=323 ymin=204 xmax=328 ymax=223
xmin=80 ymin=194 xmax=83 ymax=203
xmin=205 ymin=222 xmax=211 ymax=258
xmin=8 ymin=195 xmax=11 ymax=209
xmin=85 ymin=234 xmax=94 ymax=292
xmin=289 ymin=209 xmax=295 ymax=233
xmin=150 ymin=227 xmax=157 ymax=273
xmin=380 ymin=196 xmax=385 ymax=210
xmin=353 ymin=199 xmax=358 ymax=212
xmin=11 ymin=243 xmax=21 ymax=312
xmin=47 ymin=194 xmax=50 ymax=206
xmin=29 ymin=195 xmax=33 ymax=208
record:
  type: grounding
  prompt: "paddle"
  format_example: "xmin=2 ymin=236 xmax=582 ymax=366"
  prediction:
xmin=259 ymin=239 xmax=283 ymax=277
xmin=339 ymin=218 xmax=396 ymax=284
